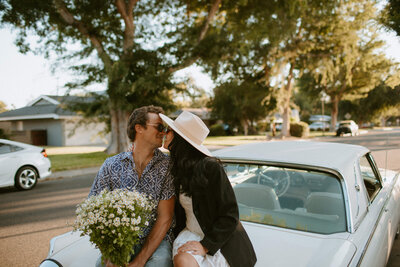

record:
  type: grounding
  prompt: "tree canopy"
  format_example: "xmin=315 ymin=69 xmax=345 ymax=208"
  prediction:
xmin=0 ymin=0 xmax=223 ymax=152
xmin=382 ymin=0 xmax=400 ymax=36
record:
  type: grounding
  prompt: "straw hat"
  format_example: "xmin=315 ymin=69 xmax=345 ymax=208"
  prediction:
xmin=159 ymin=111 xmax=212 ymax=156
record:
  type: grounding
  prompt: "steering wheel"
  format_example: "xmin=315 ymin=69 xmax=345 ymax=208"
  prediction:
xmin=258 ymin=168 xmax=291 ymax=197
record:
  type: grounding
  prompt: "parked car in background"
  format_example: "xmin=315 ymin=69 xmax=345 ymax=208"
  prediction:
xmin=336 ymin=120 xmax=359 ymax=136
xmin=0 ymin=139 xmax=51 ymax=190
xmin=39 ymin=141 xmax=400 ymax=267
xmin=309 ymin=121 xmax=330 ymax=131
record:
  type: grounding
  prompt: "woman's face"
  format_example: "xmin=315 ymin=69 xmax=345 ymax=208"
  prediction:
xmin=162 ymin=130 xmax=174 ymax=150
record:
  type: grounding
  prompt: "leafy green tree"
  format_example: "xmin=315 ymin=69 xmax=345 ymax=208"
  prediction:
xmin=0 ymin=0 xmax=222 ymax=153
xmin=211 ymin=76 xmax=275 ymax=135
xmin=382 ymin=0 xmax=400 ymax=36
xmin=352 ymin=83 xmax=400 ymax=125
xmin=173 ymin=76 xmax=211 ymax=109
xmin=201 ymin=0 xmax=341 ymax=136
xmin=301 ymin=0 xmax=395 ymax=130
xmin=0 ymin=101 xmax=7 ymax=113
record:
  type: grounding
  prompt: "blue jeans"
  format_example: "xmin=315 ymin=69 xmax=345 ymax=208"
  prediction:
xmin=96 ymin=240 xmax=172 ymax=267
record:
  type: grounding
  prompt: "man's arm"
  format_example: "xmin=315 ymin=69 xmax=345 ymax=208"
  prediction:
xmin=128 ymin=197 xmax=175 ymax=267
xmin=88 ymin=158 xmax=111 ymax=197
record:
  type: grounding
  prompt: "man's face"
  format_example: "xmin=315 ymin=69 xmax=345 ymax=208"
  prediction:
xmin=141 ymin=112 xmax=165 ymax=148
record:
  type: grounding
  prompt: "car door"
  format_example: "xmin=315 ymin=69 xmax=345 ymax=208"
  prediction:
xmin=0 ymin=142 xmax=20 ymax=187
xmin=358 ymin=153 xmax=393 ymax=267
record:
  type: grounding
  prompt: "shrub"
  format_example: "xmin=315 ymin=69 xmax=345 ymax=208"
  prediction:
xmin=209 ymin=123 xmax=227 ymax=136
xmin=0 ymin=128 xmax=9 ymax=139
xmin=290 ymin=122 xmax=309 ymax=137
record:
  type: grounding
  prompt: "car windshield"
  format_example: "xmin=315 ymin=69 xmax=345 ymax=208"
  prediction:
xmin=224 ymin=163 xmax=346 ymax=234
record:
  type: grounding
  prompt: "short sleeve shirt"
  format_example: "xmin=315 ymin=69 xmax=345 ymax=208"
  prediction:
xmin=88 ymin=148 xmax=175 ymax=244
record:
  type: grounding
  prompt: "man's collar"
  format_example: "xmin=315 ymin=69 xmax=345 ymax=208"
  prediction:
xmin=121 ymin=148 xmax=165 ymax=162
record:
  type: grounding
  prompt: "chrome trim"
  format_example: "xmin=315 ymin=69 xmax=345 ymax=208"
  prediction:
xmin=220 ymin=158 xmax=343 ymax=177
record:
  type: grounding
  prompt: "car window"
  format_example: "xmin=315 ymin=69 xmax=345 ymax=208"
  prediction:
xmin=0 ymin=143 xmax=13 ymax=154
xmin=224 ymin=163 xmax=346 ymax=234
xmin=0 ymin=143 xmax=23 ymax=154
xmin=359 ymin=154 xmax=382 ymax=201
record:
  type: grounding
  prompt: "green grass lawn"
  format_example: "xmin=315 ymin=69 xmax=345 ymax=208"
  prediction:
xmin=48 ymin=152 xmax=114 ymax=172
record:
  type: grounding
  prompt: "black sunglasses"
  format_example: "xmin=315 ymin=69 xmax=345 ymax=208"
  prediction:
xmin=147 ymin=123 xmax=170 ymax=133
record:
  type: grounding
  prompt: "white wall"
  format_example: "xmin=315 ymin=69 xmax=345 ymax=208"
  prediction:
xmin=63 ymin=117 xmax=110 ymax=146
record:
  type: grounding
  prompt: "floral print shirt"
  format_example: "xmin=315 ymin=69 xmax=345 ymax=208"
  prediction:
xmin=89 ymin=148 xmax=175 ymax=244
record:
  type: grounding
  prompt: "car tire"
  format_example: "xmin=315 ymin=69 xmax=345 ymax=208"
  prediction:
xmin=15 ymin=166 xmax=38 ymax=190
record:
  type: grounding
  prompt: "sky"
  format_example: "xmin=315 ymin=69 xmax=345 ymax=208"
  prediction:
xmin=1 ymin=26 xmax=400 ymax=110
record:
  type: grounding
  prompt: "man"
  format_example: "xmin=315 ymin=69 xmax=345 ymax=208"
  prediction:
xmin=89 ymin=105 xmax=175 ymax=267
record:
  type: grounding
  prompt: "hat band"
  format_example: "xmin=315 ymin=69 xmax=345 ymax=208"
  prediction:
xmin=175 ymin=121 xmax=204 ymax=145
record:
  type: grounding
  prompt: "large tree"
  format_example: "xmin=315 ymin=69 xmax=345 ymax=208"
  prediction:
xmin=300 ymin=0 xmax=395 ymax=129
xmin=201 ymin=0 xmax=340 ymax=137
xmin=211 ymin=74 xmax=276 ymax=135
xmin=0 ymin=0 xmax=222 ymax=153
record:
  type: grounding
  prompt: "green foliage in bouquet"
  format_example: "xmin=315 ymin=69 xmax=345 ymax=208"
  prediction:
xmin=74 ymin=189 xmax=155 ymax=267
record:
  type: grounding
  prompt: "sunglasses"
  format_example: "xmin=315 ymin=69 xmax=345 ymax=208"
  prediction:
xmin=146 ymin=123 xmax=170 ymax=133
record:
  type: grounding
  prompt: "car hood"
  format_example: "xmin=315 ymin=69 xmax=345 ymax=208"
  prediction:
xmin=243 ymin=222 xmax=356 ymax=267
xmin=48 ymin=232 xmax=100 ymax=267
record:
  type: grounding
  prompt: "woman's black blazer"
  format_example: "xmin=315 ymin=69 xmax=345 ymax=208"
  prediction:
xmin=174 ymin=158 xmax=257 ymax=267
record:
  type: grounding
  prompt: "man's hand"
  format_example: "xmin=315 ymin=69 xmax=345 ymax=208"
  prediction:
xmin=126 ymin=257 xmax=146 ymax=267
xmin=177 ymin=241 xmax=208 ymax=256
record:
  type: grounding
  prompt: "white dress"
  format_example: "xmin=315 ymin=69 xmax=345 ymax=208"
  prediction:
xmin=172 ymin=193 xmax=230 ymax=267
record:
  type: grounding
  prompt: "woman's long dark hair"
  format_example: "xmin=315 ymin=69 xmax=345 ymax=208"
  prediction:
xmin=168 ymin=133 xmax=209 ymax=197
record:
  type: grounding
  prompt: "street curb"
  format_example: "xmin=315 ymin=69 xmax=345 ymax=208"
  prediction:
xmin=42 ymin=166 xmax=100 ymax=181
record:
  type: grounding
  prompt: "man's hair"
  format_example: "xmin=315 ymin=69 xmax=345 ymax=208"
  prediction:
xmin=127 ymin=105 xmax=164 ymax=142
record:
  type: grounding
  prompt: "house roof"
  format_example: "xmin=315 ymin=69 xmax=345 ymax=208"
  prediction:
xmin=0 ymin=94 xmax=88 ymax=121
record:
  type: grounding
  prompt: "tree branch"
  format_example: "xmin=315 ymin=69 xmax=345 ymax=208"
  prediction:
xmin=52 ymin=0 xmax=113 ymax=69
xmin=169 ymin=0 xmax=222 ymax=73
xmin=198 ymin=0 xmax=222 ymax=42
xmin=115 ymin=0 xmax=138 ymax=53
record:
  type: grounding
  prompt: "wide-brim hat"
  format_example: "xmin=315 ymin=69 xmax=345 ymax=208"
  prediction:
xmin=159 ymin=111 xmax=212 ymax=157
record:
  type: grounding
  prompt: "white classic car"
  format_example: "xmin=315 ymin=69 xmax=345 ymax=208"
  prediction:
xmin=40 ymin=141 xmax=400 ymax=267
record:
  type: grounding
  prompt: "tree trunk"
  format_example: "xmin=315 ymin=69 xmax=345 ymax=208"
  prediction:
xmin=380 ymin=116 xmax=387 ymax=127
xmin=330 ymin=95 xmax=340 ymax=131
xmin=282 ymin=107 xmax=290 ymax=137
xmin=106 ymin=104 xmax=130 ymax=154
xmin=282 ymin=62 xmax=295 ymax=137
xmin=241 ymin=119 xmax=249 ymax=136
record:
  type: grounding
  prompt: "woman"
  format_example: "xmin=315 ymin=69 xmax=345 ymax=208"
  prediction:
xmin=160 ymin=111 xmax=257 ymax=267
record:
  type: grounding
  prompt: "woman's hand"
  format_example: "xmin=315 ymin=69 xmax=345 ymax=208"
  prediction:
xmin=177 ymin=241 xmax=208 ymax=256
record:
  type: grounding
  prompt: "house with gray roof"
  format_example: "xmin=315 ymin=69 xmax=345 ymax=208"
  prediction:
xmin=0 ymin=95 xmax=109 ymax=146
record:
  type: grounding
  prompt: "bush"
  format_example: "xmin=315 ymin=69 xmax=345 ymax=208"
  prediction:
xmin=209 ymin=123 xmax=227 ymax=136
xmin=0 ymin=128 xmax=9 ymax=139
xmin=290 ymin=122 xmax=309 ymax=137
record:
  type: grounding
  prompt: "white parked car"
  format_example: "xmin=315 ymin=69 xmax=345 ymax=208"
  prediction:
xmin=39 ymin=141 xmax=399 ymax=267
xmin=0 ymin=139 xmax=51 ymax=190
xmin=336 ymin=120 xmax=359 ymax=136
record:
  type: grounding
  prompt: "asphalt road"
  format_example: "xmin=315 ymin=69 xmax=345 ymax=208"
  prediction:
xmin=0 ymin=128 xmax=399 ymax=267
xmin=0 ymin=174 xmax=94 ymax=267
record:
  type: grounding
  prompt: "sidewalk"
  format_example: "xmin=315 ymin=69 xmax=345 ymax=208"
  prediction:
xmin=43 ymin=166 xmax=100 ymax=181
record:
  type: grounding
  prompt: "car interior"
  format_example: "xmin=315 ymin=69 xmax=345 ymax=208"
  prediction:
xmin=225 ymin=163 xmax=347 ymax=234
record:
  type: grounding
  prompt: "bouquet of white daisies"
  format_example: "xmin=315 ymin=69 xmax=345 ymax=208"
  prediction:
xmin=73 ymin=189 xmax=155 ymax=267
